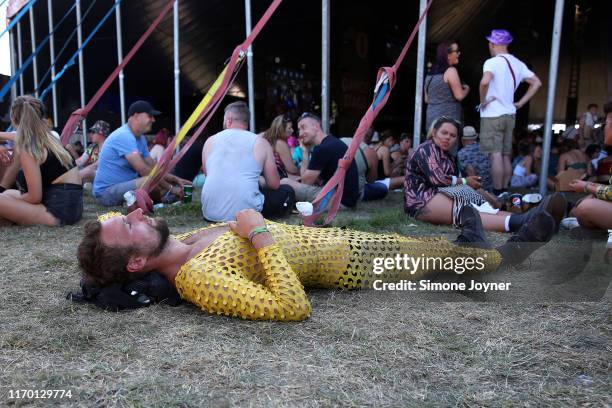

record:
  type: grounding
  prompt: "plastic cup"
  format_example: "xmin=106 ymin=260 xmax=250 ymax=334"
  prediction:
xmin=522 ymin=193 xmax=542 ymax=211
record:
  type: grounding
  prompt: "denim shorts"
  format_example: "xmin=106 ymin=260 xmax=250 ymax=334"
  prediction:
xmin=43 ymin=183 xmax=84 ymax=226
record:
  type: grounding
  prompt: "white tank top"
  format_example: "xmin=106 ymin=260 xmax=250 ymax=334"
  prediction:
xmin=201 ymin=129 xmax=264 ymax=221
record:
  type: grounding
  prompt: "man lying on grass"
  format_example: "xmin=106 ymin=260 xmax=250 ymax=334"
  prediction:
xmin=78 ymin=205 xmax=556 ymax=321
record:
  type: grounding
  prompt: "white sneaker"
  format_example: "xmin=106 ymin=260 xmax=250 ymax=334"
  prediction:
xmin=560 ymin=217 xmax=580 ymax=230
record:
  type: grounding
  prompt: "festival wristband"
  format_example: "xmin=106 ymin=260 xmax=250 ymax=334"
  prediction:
xmin=583 ymin=182 xmax=591 ymax=193
xmin=461 ymin=177 xmax=467 ymax=185
xmin=451 ymin=176 xmax=457 ymax=186
xmin=248 ymin=226 xmax=269 ymax=244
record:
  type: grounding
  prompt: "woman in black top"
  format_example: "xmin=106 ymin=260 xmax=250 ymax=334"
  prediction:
xmin=0 ymin=96 xmax=83 ymax=226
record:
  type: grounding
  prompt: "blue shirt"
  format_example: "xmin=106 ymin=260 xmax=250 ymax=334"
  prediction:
xmin=457 ymin=142 xmax=493 ymax=192
xmin=93 ymin=123 xmax=150 ymax=196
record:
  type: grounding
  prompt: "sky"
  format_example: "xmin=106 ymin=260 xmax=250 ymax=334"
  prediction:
xmin=1 ymin=5 xmax=11 ymax=76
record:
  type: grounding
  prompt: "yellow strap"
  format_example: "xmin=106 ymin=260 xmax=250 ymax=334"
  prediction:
xmin=175 ymin=65 xmax=229 ymax=146
xmin=144 ymin=64 xmax=231 ymax=185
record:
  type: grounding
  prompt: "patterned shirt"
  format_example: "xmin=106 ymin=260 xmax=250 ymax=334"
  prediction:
xmin=458 ymin=142 xmax=493 ymax=192
xmin=404 ymin=139 xmax=457 ymax=217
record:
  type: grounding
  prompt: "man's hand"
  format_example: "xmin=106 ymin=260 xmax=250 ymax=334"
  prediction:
xmin=514 ymin=101 xmax=524 ymax=110
xmin=161 ymin=174 xmax=192 ymax=199
xmin=466 ymin=176 xmax=482 ymax=190
xmin=228 ymin=209 xmax=266 ymax=239
xmin=228 ymin=209 xmax=274 ymax=249
xmin=480 ymin=96 xmax=496 ymax=109
xmin=163 ymin=173 xmax=191 ymax=186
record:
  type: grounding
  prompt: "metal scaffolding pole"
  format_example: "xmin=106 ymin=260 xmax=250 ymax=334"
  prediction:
xmin=17 ymin=21 xmax=23 ymax=94
xmin=173 ymin=0 xmax=180 ymax=135
xmin=75 ymin=0 xmax=87 ymax=145
xmin=244 ymin=0 xmax=255 ymax=132
xmin=412 ymin=0 xmax=427 ymax=147
xmin=115 ymin=0 xmax=126 ymax=123
xmin=539 ymin=0 xmax=565 ymax=196
xmin=47 ymin=0 xmax=58 ymax=125
xmin=29 ymin=5 xmax=38 ymax=97
xmin=9 ymin=28 xmax=18 ymax=102
xmin=321 ymin=0 xmax=330 ymax=133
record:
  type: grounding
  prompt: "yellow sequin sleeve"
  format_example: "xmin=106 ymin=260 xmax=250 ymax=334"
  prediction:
xmin=176 ymin=243 xmax=312 ymax=321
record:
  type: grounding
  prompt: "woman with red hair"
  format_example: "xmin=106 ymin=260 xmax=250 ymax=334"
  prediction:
xmin=149 ymin=128 xmax=171 ymax=162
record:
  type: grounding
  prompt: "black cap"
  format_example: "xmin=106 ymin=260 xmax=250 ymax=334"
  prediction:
xmin=128 ymin=100 xmax=161 ymax=117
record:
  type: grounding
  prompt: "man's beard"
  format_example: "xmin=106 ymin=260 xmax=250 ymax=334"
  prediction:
xmin=149 ymin=218 xmax=170 ymax=257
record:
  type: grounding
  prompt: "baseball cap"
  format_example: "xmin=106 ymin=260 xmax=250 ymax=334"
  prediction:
xmin=462 ymin=126 xmax=478 ymax=139
xmin=88 ymin=120 xmax=110 ymax=137
xmin=128 ymin=100 xmax=161 ymax=117
xmin=486 ymin=29 xmax=513 ymax=45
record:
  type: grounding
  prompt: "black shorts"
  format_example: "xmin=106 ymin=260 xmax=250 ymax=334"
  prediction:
xmin=43 ymin=183 xmax=84 ymax=226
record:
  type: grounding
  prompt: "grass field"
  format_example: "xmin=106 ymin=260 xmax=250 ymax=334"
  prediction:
xmin=0 ymin=191 xmax=610 ymax=407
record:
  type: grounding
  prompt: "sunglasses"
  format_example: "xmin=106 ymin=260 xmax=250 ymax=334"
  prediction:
xmin=447 ymin=47 xmax=460 ymax=54
xmin=434 ymin=116 xmax=462 ymax=129
xmin=298 ymin=112 xmax=321 ymax=124
xmin=299 ymin=112 xmax=316 ymax=119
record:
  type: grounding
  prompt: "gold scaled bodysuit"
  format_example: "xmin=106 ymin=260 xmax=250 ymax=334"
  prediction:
xmin=174 ymin=222 xmax=501 ymax=321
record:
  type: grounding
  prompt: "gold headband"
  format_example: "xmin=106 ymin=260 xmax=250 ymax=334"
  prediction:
xmin=97 ymin=211 xmax=122 ymax=222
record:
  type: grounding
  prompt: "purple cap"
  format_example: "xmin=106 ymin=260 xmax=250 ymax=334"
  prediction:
xmin=486 ymin=29 xmax=513 ymax=45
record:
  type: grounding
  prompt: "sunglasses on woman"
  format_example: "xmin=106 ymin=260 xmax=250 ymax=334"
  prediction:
xmin=435 ymin=116 xmax=462 ymax=129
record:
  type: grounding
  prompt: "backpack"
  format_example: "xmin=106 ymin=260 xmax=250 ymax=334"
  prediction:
xmin=67 ymin=272 xmax=182 ymax=311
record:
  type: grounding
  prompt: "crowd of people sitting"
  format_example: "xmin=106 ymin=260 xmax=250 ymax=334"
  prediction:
xmin=1 ymin=95 xmax=609 ymax=233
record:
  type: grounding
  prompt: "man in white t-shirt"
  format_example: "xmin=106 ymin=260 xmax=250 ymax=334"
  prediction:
xmin=479 ymin=29 xmax=542 ymax=195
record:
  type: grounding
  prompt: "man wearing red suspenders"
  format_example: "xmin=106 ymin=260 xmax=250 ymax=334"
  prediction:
xmin=478 ymin=29 xmax=542 ymax=196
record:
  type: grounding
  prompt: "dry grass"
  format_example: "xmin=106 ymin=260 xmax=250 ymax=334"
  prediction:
xmin=0 ymin=191 xmax=610 ymax=407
